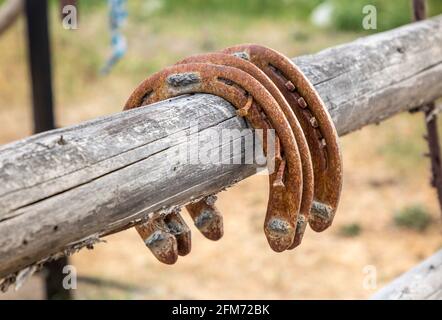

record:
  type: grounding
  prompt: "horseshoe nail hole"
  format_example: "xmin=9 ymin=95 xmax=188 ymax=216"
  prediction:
xmin=53 ymin=225 xmax=59 ymax=232
xmin=396 ymin=47 xmax=405 ymax=54
xmin=217 ymin=76 xmax=234 ymax=86
xmin=22 ymin=239 xmax=28 ymax=245
xmin=268 ymin=63 xmax=286 ymax=79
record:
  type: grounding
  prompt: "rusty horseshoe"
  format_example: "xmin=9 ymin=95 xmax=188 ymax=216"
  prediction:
xmin=125 ymin=63 xmax=304 ymax=255
xmin=185 ymin=195 xmax=223 ymax=241
xmin=136 ymin=215 xmax=178 ymax=265
xmin=223 ymin=44 xmax=343 ymax=233
xmin=176 ymin=53 xmax=314 ymax=248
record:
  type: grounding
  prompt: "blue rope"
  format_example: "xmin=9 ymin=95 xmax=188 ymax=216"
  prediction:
xmin=101 ymin=0 xmax=128 ymax=74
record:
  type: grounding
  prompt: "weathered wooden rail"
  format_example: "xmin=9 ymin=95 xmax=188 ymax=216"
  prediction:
xmin=371 ymin=249 xmax=442 ymax=300
xmin=0 ymin=15 xmax=442 ymax=281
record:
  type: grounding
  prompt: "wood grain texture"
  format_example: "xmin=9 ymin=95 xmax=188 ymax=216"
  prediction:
xmin=0 ymin=15 xmax=442 ymax=278
xmin=371 ymin=250 xmax=442 ymax=300
xmin=0 ymin=0 xmax=23 ymax=36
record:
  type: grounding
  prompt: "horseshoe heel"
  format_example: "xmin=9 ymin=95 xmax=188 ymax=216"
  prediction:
xmin=125 ymin=63 xmax=303 ymax=252
xmin=163 ymin=211 xmax=192 ymax=256
xmin=135 ymin=217 xmax=178 ymax=264
xmin=223 ymin=44 xmax=343 ymax=233
xmin=185 ymin=196 xmax=223 ymax=241
xmin=176 ymin=53 xmax=314 ymax=248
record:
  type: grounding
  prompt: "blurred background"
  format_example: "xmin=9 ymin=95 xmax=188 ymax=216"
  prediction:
xmin=1 ymin=0 xmax=442 ymax=299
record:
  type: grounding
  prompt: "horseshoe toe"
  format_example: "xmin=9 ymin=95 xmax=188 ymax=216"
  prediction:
xmin=309 ymin=200 xmax=334 ymax=232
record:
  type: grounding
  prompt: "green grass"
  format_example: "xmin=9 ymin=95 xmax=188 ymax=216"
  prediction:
xmin=394 ymin=205 xmax=432 ymax=231
xmin=26 ymin=1 xmax=358 ymax=115
xmin=66 ymin=0 xmax=442 ymax=32
xmin=60 ymin=0 xmax=322 ymax=20
xmin=338 ymin=223 xmax=362 ymax=237
xmin=160 ymin=0 xmax=322 ymax=18
xmin=331 ymin=0 xmax=442 ymax=32
xmin=8 ymin=0 xmax=442 ymax=32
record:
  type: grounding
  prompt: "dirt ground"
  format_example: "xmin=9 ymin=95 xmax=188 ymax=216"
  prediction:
xmin=1 ymin=9 xmax=441 ymax=299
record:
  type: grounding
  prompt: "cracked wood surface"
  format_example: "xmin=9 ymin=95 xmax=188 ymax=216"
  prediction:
xmin=0 ymin=15 xmax=442 ymax=278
